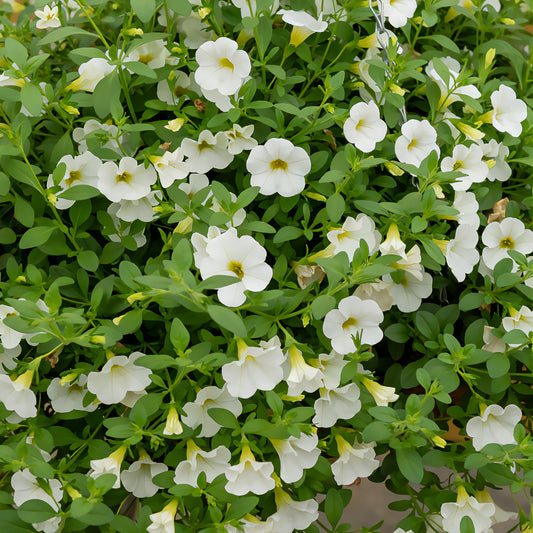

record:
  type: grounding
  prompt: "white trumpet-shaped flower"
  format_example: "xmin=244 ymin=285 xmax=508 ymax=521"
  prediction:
xmin=284 ymin=345 xmax=323 ymax=396
xmin=278 ymin=9 xmax=328 ymax=46
xmin=327 ymin=214 xmax=382 ymax=259
xmin=147 ymin=500 xmax=178 ymax=533
xmin=395 ymin=119 xmax=440 ymax=166
xmin=313 ymin=383 xmax=361 ymax=427
xmin=0 ymin=370 xmax=37 ymax=419
xmin=440 ymin=486 xmax=495 ymax=533
xmin=362 ymin=377 xmax=399 ymax=406
xmin=89 ymin=445 xmax=127 ymax=489
xmin=121 ymin=450 xmax=168 ymax=498
xmin=331 ymin=436 xmax=379 ymax=485
xmin=490 ymin=84 xmax=527 ymax=137
xmin=270 ymin=432 xmax=321 ymax=483
xmin=343 ymin=101 xmax=387 ymax=153
xmin=225 ymin=446 xmax=275 ymax=496
xmin=446 ymin=225 xmax=480 ymax=282
xmin=270 ymin=489 xmax=319 ymax=533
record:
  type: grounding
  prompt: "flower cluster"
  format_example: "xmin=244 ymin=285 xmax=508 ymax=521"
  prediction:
xmin=0 ymin=0 xmax=531 ymax=532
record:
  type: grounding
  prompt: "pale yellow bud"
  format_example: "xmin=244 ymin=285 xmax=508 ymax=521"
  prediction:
xmin=501 ymin=17 xmax=515 ymax=24
xmin=384 ymin=161 xmax=404 ymax=176
xmin=390 ymin=84 xmax=406 ymax=96
xmin=198 ymin=7 xmax=211 ymax=19
xmin=164 ymin=118 xmax=185 ymax=132
xmin=15 ymin=275 xmax=26 ymax=283
xmin=61 ymin=103 xmax=80 ymax=115
xmin=174 ymin=216 xmax=193 ymax=234
xmin=90 ymin=335 xmax=106 ymax=345
xmin=124 ymin=28 xmax=143 ymax=36
xmin=163 ymin=407 xmax=183 ymax=436
xmin=127 ymin=292 xmax=145 ymax=305
xmin=432 ymin=435 xmax=447 ymax=448
xmin=66 ymin=486 xmax=82 ymax=499
xmin=457 ymin=122 xmax=485 ymax=140
xmin=305 ymin=192 xmax=327 ymax=202
xmin=484 ymin=48 xmax=496 ymax=69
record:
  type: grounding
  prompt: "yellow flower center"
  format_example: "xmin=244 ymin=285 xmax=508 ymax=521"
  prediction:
xmin=198 ymin=140 xmax=213 ymax=151
xmin=500 ymin=236 xmax=514 ymax=249
xmin=116 ymin=171 xmax=133 ymax=184
xmin=407 ymin=138 xmax=417 ymax=150
xmin=342 ymin=317 xmax=358 ymax=329
xmin=270 ymin=158 xmax=288 ymax=171
xmin=138 ymin=54 xmax=153 ymax=65
xmin=173 ymin=85 xmax=187 ymax=97
xmin=229 ymin=261 xmax=244 ymax=279
xmin=355 ymin=119 xmax=364 ymax=130
xmin=219 ymin=57 xmax=234 ymax=70
xmin=453 ymin=160 xmax=463 ymax=171
xmin=65 ymin=170 xmax=82 ymax=187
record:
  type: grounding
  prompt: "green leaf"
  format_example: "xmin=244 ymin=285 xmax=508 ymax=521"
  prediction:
xmin=311 ymin=294 xmax=336 ymax=320
xmin=17 ymin=500 xmax=56 ymax=524
xmin=460 ymin=516 xmax=476 ymax=533
xmin=415 ymin=311 xmax=440 ymax=339
xmin=170 ymin=318 xmax=190 ymax=353
xmin=76 ymin=502 xmax=114 ymax=525
xmin=93 ymin=71 xmax=122 ymax=119
xmin=165 ymin=0 xmax=192 ymax=15
xmin=459 ymin=292 xmax=484 ymax=311
xmin=0 ymin=227 xmax=17 ymax=245
xmin=0 ymin=510 xmax=33 ymax=533
xmin=77 ymin=250 xmax=99 ymax=271
xmin=14 ymin=196 xmax=34 ymax=227
xmin=324 ymin=488 xmax=344 ymax=528
xmin=4 ymin=38 xmax=28 ymax=66
xmin=39 ymin=27 xmax=96 ymax=46
xmin=225 ymin=496 xmax=259 ymax=521
xmin=326 ymin=193 xmax=345 ymax=223
xmin=58 ymin=185 xmax=100 ymax=200
xmin=197 ymin=275 xmax=241 ymax=290
xmin=126 ymin=60 xmax=157 ymax=79
xmin=19 ymin=226 xmax=55 ymax=249
xmin=396 ymin=447 xmax=423 ymax=483
xmin=384 ymin=323 xmax=409 ymax=343
xmin=273 ymin=226 xmax=303 ymax=244
xmin=207 ymin=407 xmax=239 ymax=429
xmin=486 ymin=352 xmax=510 ymax=378
xmin=266 ymin=64 xmax=286 ymax=79
xmin=207 ymin=305 xmax=247 ymax=337
xmin=20 ymin=83 xmax=42 ymax=116
xmin=256 ymin=16 xmax=272 ymax=57
xmin=70 ymin=498 xmax=94 ymax=519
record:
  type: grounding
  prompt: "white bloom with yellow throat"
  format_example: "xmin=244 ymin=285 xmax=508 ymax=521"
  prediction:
xmin=270 ymin=432 xmax=320 ymax=483
xmin=441 ymin=144 xmax=489 ymax=191
xmin=87 ymin=352 xmax=152 ymax=405
xmin=47 ymin=374 xmax=98 ymax=413
xmin=490 ymin=84 xmax=527 ymax=137
xmin=381 ymin=0 xmax=416 ymax=27
xmin=182 ymin=385 xmax=242 ymax=437
xmin=66 ymin=58 xmax=115 ymax=92
xmin=383 ymin=268 xmax=433 ymax=313
xmin=479 ymin=139 xmax=511 ymax=182
xmin=195 ymin=37 xmax=251 ymax=96
xmin=0 ymin=304 xmax=25 ymax=350
xmin=395 ymin=119 xmax=440 ymax=167
xmin=147 ymin=500 xmax=178 ymax=533
xmin=317 ymin=350 xmax=348 ymax=389
xmin=313 ymin=383 xmax=361 ymax=427
xmin=12 ymin=469 xmax=63 ymax=511
xmin=192 ymin=227 xmax=272 ymax=307
xmin=354 ymin=281 xmax=394 ymax=312
xmin=174 ymin=440 xmax=231 ymax=487
xmin=152 ymin=147 xmax=189 ymax=188
xmin=466 ymin=404 xmax=522 ymax=451
xmin=502 ymin=306 xmax=533 ymax=345
xmin=0 ymin=370 xmax=37 ymax=418
xmin=35 ymin=5 xmax=61 ymax=29
xmin=89 ymin=445 xmax=128 ymax=489
xmin=222 ymin=337 xmax=285 ymax=398
xmin=445 ymin=225 xmax=480 ymax=282
xmin=481 ymin=217 xmax=533 ymax=270
xmin=362 ymin=377 xmax=399 ymax=406
xmin=327 ymin=214 xmax=382 ymax=260
xmin=181 ymin=130 xmax=234 ymax=174
xmin=331 ymin=436 xmax=379 ymax=485
xmin=122 ymin=449 xmax=168 ymax=498
xmin=225 ymin=124 xmax=258 ymax=155
xmin=269 ymin=488 xmax=319 ymax=533
xmin=163 ymin=407 xmax=183 ymax=436
xmin=284 ymin=345 xmax=323 ymax=396
xmin=97 ymin=157 xmax=157 ymax=202
xmin=343 ymin=101 xmax=387 ymax=153
xmin=323 ymin=295 xmax=384 ymax=354
xmin=225 ymin=445 xmax=275 ymax=496
xmin=126 ymin=39 xmax=171 ymax=69
xmin=278 ymin=9 xmax=328 ymax=46
xmin=440 ymin=486 xmax=495 ymax=533
xmin=247 ymin=138 xmax=311 ymax=197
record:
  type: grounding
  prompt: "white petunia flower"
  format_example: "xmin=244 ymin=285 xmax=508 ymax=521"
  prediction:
xmin=182 ymin=385 xmax=242 ymax=438
xmin=48 ymin=151 xmax=102 ymax=209
xmin=383 ymin=269 xmax=433 ymax=313
xmin=147 ymin=500 xmax=178 ymax=533
xmin=222 ymin=337 xmax=285 ymax=398
xmin=426 ymin=57 xmax=481 ymax=108
xmin=66 ymin=58 xmax=116 ymax=92
xmin=73 ymin=119 xmax=124 ymax=156
xmin=35 ymin=5 xmax=61 ymax=29
xmin=121 ymin=450 xmax=168 ymax=498
xmin=0 ymin=345 xmax=20 ymax=371
xmin=452 ymin=191 xmax=480 ymax=229
xmin=247 ymin=138 xmax=311 ymax=197
xmin=441 ymin=144 xmax=489 ymax=191
xmin=446 ymin=225 xmax=480 ymax=282
xmin=313 ymin=383 xmax=361 ymax=427
xmin=225 ymin=124 xmax=258 ymax=155
xmin=490 ymin=84 xmax=527 ymax=137
xmin=97 ymin=157 xmax=157 ymax=202
xmin=481 ymin=218 xmax=533 ymax=269
xmin=157 ymin=71 xmax=195 ymax=105
xmin=115 ymin=191 xmax=162 ymax=223
xmin=0 ymin=370 xmax=37 ymax=418
xmin=475 ymin=489 xmax=518 ymax=529
xmin=327 ymin=214 xmax=382 ymax=260
xmin=502 ymin=305 xmax=533 ymax=344
xmin=106 ymin=203 xmax=147 ymax=248
xmin=47 ymin=374 xmax=98 ymax=413
xmin=87 ymin=352 xmax=152 ymax=405
xmin=163 ymin=407 xmax=183 ymax=436
xmin=271 ymin=432 xmax=320 ymax=483
xmin=181 ymin=130 xmax=234 ymax=174
xmin=317 ymin=350 xmax=348 ymax=389
xmin=174 ymin=441 xmax=231 ymax=487
xmin=395 ymin=119 xmax=440 ymax=166
xmin=284 ymin=345 xmax=323 ymax=396
xmin=362 ymin=377 xmax=399 ymax=406
xmin=270 ymin=489 xmax=319 ymax=533
xmin=278 ymin=9 xmax=328 ymax=46
xmin=379 ymin=222 xmax=407 ymax=258
xmin=466 ymin=404 xmax=522 ymax=451
xmin=323 ymin=295 xmax=384 ymax=354
xmin=192 ymin=226 xmax=272 ymax=307
xmin=331 ymin=436 xmax=379 ymax=485
xmin=89 ymin=446 xmax=127 ymax=489
xmin=12 ymin=469 xmax=63 ymax=512
xmin=0 ymin=304 xmax=25 ymax=350
xmin=479 ymin=139 xmax=511 ymax=182
xmin=175 ymin=13 xmax=214 ymax=49
xmin=225 ymin=446 xmax=275 ymax=496
xmin=126 ymin=39 xmax=171 ymax=69
xmin=343 ymin=101 xmax=387 ymax=153
xmin=232 ymin=0 xmax=279 ymax=17
xmin=381 ymin=0 xmax=417 ymax=27
xmin=440 ymin=486 xmax=495 ymax=533
xmin=195 ymin=37 xmax=251 ymax=96
xmin=152 ymin=148 xmax=189 ymax=188
xmin=482 ymin=326 xmax=506 ymax=353
xmin=354 ymin=281 xmax=394 ymax=312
